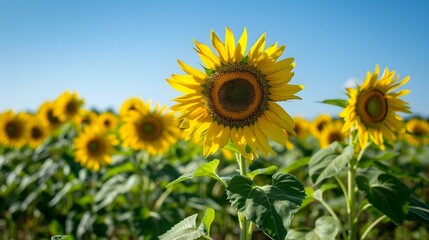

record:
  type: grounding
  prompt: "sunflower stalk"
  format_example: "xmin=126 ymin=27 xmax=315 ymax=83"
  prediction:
xmin=236 ymin=153 xmax=253 ymax=240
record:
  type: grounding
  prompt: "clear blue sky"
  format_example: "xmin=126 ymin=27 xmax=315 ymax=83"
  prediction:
xmin=1 ymin=0 xmax=428 ymax=119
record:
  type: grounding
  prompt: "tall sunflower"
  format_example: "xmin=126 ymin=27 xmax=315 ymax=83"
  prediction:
xmin=310 ymin=114 xmax=332 ymax=139
xmin=74 ymin=126 xmax=118 ymax=171
xmin=54 ymin=91 xmax=84 ymax=122
xmin=119 ymin=101 xmax=181 ymax=155
xmin=167 ymin=27 xmax=303 ymax=160
xmin=38 ymin=101 xmax=64 ymax=132
xmin=0 ymin=110 xmax=27 ymax=148
xmin=26 ymin=115 xmax=50 ymax=148
xmin=318 ymin=120 xmax=348 ymax=148
xmin=97 ymin=112 xmax=119 ymax=131
xmin=340 ymin=65 xmax=411 ymax=150
xmin=405 ymin=118 xmax=429 ymax=147
xmin=119 ymin=97 xmax=145 ymax=117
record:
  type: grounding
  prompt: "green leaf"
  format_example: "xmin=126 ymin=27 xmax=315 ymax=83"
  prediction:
xmin=51 ymin=236 xmax=73 ymax=240
xmin=286 ymin=216 xmax=340 ymax=240
xmin=309 ymin=142 xmax=354 ymax=185
xmin=248 ymin=166 xmax=278 ymax=180
xmin=101 ymin=161 xmax=135 ymax=181
xmin=227 ymin=172 xmax=306 ymax=240
xmin=356 ymin=174 xmax=410 ymax=225
xmin=201 ymin=208 xmax=215 ymax=236
xmin=406 ymin=196 xmax=429 ymax=224
xmin=281 ymin=157 xmax=310 ymax=174
xmin=319 ymin=99 xmax=348 ymax=108
xmin=158 ymin=213 xmax=204 ymax=240
xmin=166 ymin=159 xmax=225 ymax=188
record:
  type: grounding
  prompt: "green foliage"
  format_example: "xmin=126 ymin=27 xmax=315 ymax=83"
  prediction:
xmin=319 ymin=99 xmax=348 ymax=108
xmin=286 ymin=216 xmax=340 ymax=240
xmin=51 ymin=236 xmax=74 ymax=240
xmin=226 ymin=173 xmax=306 ymax=240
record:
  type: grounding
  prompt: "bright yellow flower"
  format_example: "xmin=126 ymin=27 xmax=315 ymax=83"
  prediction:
xmin=319 ymin=120 xmax=348 ymax=148
xmin=74 ymin=126 xmax=118 ymax=171
xmin=74 ymin=109 xmax=98 ymax=131
xmin=405 ymin=118 xmax=429 ymax=147
xmin=294 ymin=116 xmax=311 ymax=139
xmin=0 ymin=110 xmax=28 ymax=148
xmin=310 ymin=114 xmax=332 ymax=139
xmin=119 ymin=97 xmax=145 ymax=117
xmin=26 ymin=115 xmax=50 ymax=148
xmin=97 ymin=112 xmax=119 ymax=131
xmin=38 ymin=101 xmax=64 ymax=132
xmin=167 ymin=27 xmax=303 ymax=160
xmin=119 ymin=101 xmax=181 ymax=155
xmin=340 ymin=65 xmax=411 ymax=150
xmin=53 ymin=91 xmax=84 ymax=122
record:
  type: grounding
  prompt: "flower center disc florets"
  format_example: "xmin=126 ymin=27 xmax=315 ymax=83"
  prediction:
xmin=358 ymin=89 xmax=388 ymax=126
xmin=205 ymin=63 xmax=269 ymax=128
xmin=138 ymin=116 xmax=163 ymax=141
xmin=87 ymin=139 xmax=104 ymax=156
xmin=6 ymin=122 xmax=22 ymax=139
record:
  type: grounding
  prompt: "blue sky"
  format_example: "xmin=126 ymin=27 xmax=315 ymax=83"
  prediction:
xmin=1 ymin=0 xmax=428 ymax=119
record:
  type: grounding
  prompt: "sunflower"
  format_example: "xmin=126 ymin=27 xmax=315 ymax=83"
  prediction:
xmin=97 ymin=112 xmax=119 ymax=131
xmin=74 ymin=126 xmax=118 ymax=171
xmin=294 ymin=116 xmax=311 ymax=139
xmin=53 ymin=91 xmax=84 ymax=122
xmin=0 ymin=110 xmax=27 ymax=148
xmin=38 ymin=101 xmax=64 ymax=132
xmin=119 ymin=97 xmax=145 ymax=117
xmin=339 ymin=65 xmax=411 ymax=150
xmin=74 ymin=109 xmax=98 ymax=131
xmin=405 ymin=118 xmax=429 ymax=147
xmin=167 ymin=27 xmax=303 ymax=160
xmin=318 ymin=120 xmax=348 ymax=148
xmin=119 ymin=101 xmax=181 ymax=155
xmin=310 ymin=114 xmax=332 ymax=139
xmin=26 ymin=115 xmax=50 ymax=148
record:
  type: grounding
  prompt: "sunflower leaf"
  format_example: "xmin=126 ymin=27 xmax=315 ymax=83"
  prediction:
xmin=406 ymin=196 xmax=429 ymax=224
xmin=286 ymin=216 xmax=340 ymax=240
xmin=247 ymin=165 xmax=278 ymax=180
xmin=309 ymin=142 xmax=354 ymax=185
xmin=166 ymin=159 xmax=225 ymax=188
xmin=157 ymin=214 xmax=202 ymax=240
xmin=51 ymin=236 xmax=74 ymax=240
xmin=319 ymin=99 xmax=348 ymax=108
xmin=356 ymin=174 xmax=410 ymax=225
xmin=227 ymin=173 xmax=306 ymax=240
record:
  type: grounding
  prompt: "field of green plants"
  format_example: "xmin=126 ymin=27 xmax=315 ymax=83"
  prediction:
xmin=1 ymin=28 xmax=429 ymax=240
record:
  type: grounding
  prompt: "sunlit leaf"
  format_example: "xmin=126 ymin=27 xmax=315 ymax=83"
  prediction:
xmin=227 ymin=173 xmax=306 ymax=240
xmin=201 ymin=208 xmax=215 ymax=236
xmin=281 ymin=157 xmax=310 ymax=174
xmin=356 ymin=174 xmax=410 ymax=225
xmin=51 ymin=236 xmax=74 ymax=240
xmin=286 ymin=216 xmax=340 ymax=240
xmin=309 ymin=142 xmax=354 ymax=185
xmin=248 ymin=166 xmax=278 ymax=180
xmin=166 ymin=159 xmax=224 ymax=188
xmin=319 ymin=99 xmax=348 ymax=108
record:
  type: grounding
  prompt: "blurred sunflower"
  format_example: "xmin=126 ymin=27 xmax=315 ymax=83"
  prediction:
xmin=26 ymin=115 xmax=50 ymax=148
xmin=119 ymin=101 xmax=181 ymax=155
xmin=97 ymin=112 xmax=119 ymax=131
xmin=294 ymin=116 xmax=311 ymax=139
xmin=75 ymin=109 xmax=98 ymax=131
xmin=54 ymin=91 xmax=84 ymax=122
xmin=310 ymin=114 xmax=332 ymax=139
xmin=318 ymin=120 xmax=348 ymax=148
xmin=0 ymin=110 xmax=27 ymax=148
xmin=405 ymin=118 xmax=429 ymax=147
xmin=74 ymin=126 xmax=118 ymax=171
xmin=38 ymin=101 xmax=64 ymax=132
xmin=168 ymin=27 xmax=303 ymax=160
xmin=119 ymin=97 xmax=145 ymax=117
xmin=340 ymin=65 xmax=411 ymax=150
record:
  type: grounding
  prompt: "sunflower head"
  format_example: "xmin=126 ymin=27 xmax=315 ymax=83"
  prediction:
xmin=74 ymin=126 xmax=118 ymax=171
xmin=97 ymin=112 xmax=119 ymax=131
xmin=74 ymin=109 xmax=98 ymax=131
xmin=404 ymin=118 xmax=429 ymax=147
xmin=318 ymin=120 xmax=348 ymax=148
xmin=38 ymin=101 xmax=64 ymax=132
xmin=339 ymin=65 xmax=411 ymax=150
xmin=54 ymin=91 xmax=85 ymax=122
xmin=294 ymin=116 xmax=311 ymax=139
xmin=310 ymin=114 xmax=332 ymax=139
xmin=168 ymin=27 xmax=303 ymax=160
xmin=119 ymin=101 xmax=181 ymax=155
xmin=0 ymin=110 xmax=28 ymax=148
xmin=25 ymin=115 xmax=50 ymax=148
xmin=119 ymin=97 xmax=145 ymax=117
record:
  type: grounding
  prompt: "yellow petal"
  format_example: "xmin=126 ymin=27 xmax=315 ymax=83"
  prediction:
xmin=225 ymin=27 xmax=236 ymax=62
xmin=177 ymin=60 xmax=206 ymax=81
xmin=211 ymin=30 xmax=228 ymax=63
xmin=234 ymin=27 xmax=247 ymax=63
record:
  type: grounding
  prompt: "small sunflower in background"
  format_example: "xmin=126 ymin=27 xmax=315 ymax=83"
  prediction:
xmin=97 ymin=112 xmax=119 ymax=131
xmin=74 ymin=126 xmax=118 ymax=171
xmin=75 ymin=109 xmax=98 ymax=131
xmin=310 ymin=114 xmax=332 ymax=139
xmin=168 ymin=27 xmax=303 ymax=160
xmin=53 ymin=91 xmax=84 ymax=123
xmin=25 ymin=115 xmax=50 ymax=148
xmin=38 ymin=101 xmax=64 ymax=132
xmin=405 ymin=118 xmax=429 ymax=147
xmin=318 ymin=120 xmax=348 ymax=148
xmin=294 ymin=116 xmax=311 ymax=139
xmin=340 ymin=65 xmax=411 ymax=150
xmin=0 ymin=110 xmax=28 ymax=148
xmin=119 ymin=97 xmax=145 ymax=117
xmin=119 ymin=101 xmax=181 ymax=155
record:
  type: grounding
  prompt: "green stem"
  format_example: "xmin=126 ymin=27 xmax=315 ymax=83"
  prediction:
xmin=236 ymin=153 xmax=252 ymax=240
xmin=319 ymin=198 xmax=347 ymax=240
xmin=361 ymin=215 xmax=386 ymax=240
xmin=347 ymin=157 xmax=357 ymax=240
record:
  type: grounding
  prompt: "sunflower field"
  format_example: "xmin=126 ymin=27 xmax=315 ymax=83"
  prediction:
xmin=1 ymin=28 xmax=429 ymax=240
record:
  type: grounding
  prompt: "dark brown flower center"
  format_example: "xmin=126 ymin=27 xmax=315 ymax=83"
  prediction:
xmin=87 ymin=139 xmax=105 ymax=156
xmin=358 ymin=89 xmax=388 ymax=126
xmin=137 ymin=116 xmax=163 ymax=141
xmin=6 ymin=121 xmax=23 ymax=139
